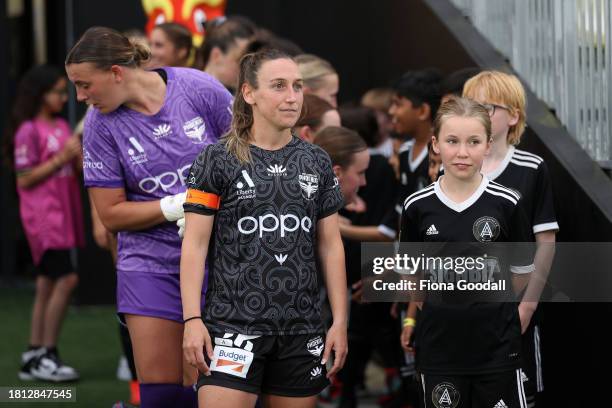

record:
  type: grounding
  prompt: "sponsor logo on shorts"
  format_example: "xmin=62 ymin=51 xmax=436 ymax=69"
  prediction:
xmin=520 ymin=370 xmax=529 ymax=383
xmin=432 ymin=382 xmax=460 ymax=408
xmin=183 ymin=116 xmax=206 ymax=143
xmin=493 ymin=399 xmax=508 ymax=408
xmin=210 ymin=346 xmax=253 ymax=379
xmin=306 ymin=336 xmax=324 ymax=357
xmin=310 ymin=366 xmax=323 ymax=380
xmin=298 ymin=173 xmax=318 ymax=200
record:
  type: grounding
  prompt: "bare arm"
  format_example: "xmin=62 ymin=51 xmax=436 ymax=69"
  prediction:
xmin=180 ymin=212 xmax=214 ymax=320
xmin=17 ymin=136 xmax=81 ymax=189
xmin=181 ymin=212 xmax=215 ymax=374
xmin=339 ymin=224 xmax=394 ymax=242
xmin=518 ymin=231 xmax=556 ymax=319
xmin=89 ymin=187 xmax=167 ymax=233
xmin=317 ymin=213 xmax=348 ymax=377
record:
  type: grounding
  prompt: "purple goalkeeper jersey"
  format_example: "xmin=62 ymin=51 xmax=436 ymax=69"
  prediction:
xmin=83 ymin=67 xmax=232 ymax=275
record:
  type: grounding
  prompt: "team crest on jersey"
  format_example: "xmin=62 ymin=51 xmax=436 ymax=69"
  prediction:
xmin=431 ymin=382 xmax=460 ymax=408
xmin=472 ymin=216 xmax=500 ymax=242
xmin=46 ymin=134 xmax=60 ymax=152
xmin=299 ymin=173 xmax=319 ymax=200
xmin=183 ymin=116 xmax=206 ymax=143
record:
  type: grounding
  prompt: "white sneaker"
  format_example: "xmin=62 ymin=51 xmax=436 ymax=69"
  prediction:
xmin=18 ymin=348 xmax=44 ymax=381
xmin=116 ymin=356 xmax=132 ymax=381
xmin=31 ymin=353 xmax=79 ymax=382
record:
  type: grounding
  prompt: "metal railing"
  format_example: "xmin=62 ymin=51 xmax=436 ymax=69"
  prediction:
xmin=449 ymin=0 xmax=612 ymax=164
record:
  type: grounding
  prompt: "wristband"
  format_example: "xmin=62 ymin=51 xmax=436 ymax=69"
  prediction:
xmin=403 ymin=317 xmax=416 ymax=328
xmin=183 ymin=316 xmax=202 ymax=324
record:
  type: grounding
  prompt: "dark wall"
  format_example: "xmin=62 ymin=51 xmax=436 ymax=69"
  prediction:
xmin=227 ymin=0 xmax=475 ymax=103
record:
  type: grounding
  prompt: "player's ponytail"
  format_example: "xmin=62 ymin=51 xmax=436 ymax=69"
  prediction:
xmin=222 ymin=48 xmax=294 ymax=163
xmin=66 ymin=26 xmax=151 ymax=69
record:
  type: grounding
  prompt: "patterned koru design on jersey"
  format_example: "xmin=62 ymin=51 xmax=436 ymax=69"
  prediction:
xmin=184 ymin=136 xmax=344 ymax=335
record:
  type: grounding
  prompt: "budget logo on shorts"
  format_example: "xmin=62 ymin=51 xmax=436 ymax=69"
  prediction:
xmin=306 ymin=336 xmax=324 ymax=357
xmin=210 ymin=346 xmax=254 ymax=378
xmin=432 ymin=382 xmax=460 ymax=408
xmin=299 ymin=173 xmax=319 ymax=200
xmin=183 ymin=116 xmax=206 ymax=143
xmin=472 ymin=216 xmax=500 ymax=242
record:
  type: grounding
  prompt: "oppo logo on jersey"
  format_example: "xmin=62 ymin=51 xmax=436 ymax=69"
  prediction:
xmin=138 ymin=164 xmax=191 ymax=193
xmin=238 ymin=214 xmax=313 ymax=237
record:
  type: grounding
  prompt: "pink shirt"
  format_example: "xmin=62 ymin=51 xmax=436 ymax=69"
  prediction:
xmin=14 ymin=118 xmax=85 ymax=265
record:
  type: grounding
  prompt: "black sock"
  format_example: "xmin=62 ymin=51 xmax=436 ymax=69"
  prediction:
xmin=45 ymin=346 xmax=58 ymax=358
xmin=28 ymin=344 xmax=42 ymax=351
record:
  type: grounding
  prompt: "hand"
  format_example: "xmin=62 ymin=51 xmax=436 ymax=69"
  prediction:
xmin=57 ymin=136 xmax=82 ymax=165
xmin=337 ymin=215 xmax=352 ymax=226
xmin=518 ymin=302 xmax=536 ymax=334
xmin=345 ymin=195 xmax=366 ymax=213
xmin=322 ymin=323 xmax=348 ymax=379
xmin=160 ymin=192 xmax=187 ymax=222
xmin=400 ymin=325 xmax=415 ymax=353
xmin=177 ymin=217 xmax=185 ymax=239
xmin=183 ymin=318 xmax=214 ymax=375
xmin=390 ymin=302 xmax=399 ymax=319
xmin=351 ymin=280 xmax=364 ymax=303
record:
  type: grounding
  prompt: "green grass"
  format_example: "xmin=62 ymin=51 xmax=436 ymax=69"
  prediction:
xmin=0 ymin=286 xmax=130 ymax=407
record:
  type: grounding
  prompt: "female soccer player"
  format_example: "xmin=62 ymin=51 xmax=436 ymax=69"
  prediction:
xmin=181 ymin=49 xmax=348 ymax=408
xmin=295 ymin=54 xmax=339 ymax=108
xmin=463 ymin=71 xmax=558 ymax=407
xmin=8 ymin=65 xmax=83 ymax=382
xmin=65 ymin=26 xmax=233 ymax=407
xmin=149 ymin=22 xmax=194 ymax=68
xmin=400 ymin=97 xmax=533 ymax=407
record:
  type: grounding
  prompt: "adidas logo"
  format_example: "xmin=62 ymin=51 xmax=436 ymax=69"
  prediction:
xmin=426 ymin=224 xmax=439 ymax=235
xmin=310 ymin=366 xmax=322 ymax=379
xmin=267 ymin=164 xmax=287 ymax=176
xmin=152 ymin=123 xmax=172 ymax=138
xmin=275 ymin=253 xmax=288 ymax=265
xmin=521 ymin=371 xmax=529 ymax=382
xmin=493 ymin=399 xmax=508 ymax=408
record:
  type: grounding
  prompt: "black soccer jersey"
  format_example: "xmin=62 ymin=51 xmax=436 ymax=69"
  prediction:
xmin=184 ymin=136 xmax=344 ymax=336
xmin=399 ymin=176 xmax=534 ymax=375
xmin=377 ymin=141 xmax=430 ymax=238
xmin=486 ymin=146 xmax=559 ymax=235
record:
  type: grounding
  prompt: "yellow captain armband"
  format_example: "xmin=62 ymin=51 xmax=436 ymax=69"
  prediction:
xmin=403 ymin=317 xmax=416 ymax=328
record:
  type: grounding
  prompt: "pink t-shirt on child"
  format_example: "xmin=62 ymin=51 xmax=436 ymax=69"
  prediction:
xmin=14 ymin=118 xmax=85 ymax=265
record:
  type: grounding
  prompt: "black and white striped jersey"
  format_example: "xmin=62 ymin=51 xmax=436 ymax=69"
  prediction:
xmin=485 ymin=146 xmax=559 ymax=235
xmin=400 ymin=175 xmax=534 ymax=375
xmin=184 ymin=136 xmax=344 ymax=335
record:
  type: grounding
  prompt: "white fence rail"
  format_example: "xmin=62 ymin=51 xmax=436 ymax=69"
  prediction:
xmin=449 ymin=0 xmax=612 ymax=164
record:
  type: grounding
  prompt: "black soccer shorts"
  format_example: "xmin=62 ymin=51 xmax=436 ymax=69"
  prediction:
xmin=197 ymin=332 xmax=329 ymax=397
xmin=419 ymin=369 xmax=527 ymax=408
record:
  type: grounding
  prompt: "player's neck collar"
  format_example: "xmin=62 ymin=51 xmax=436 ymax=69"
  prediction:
xmin=434 ymin=175 xmax=489 ymax=213
xmin=485 ymin=145 xmax=515 ymax=181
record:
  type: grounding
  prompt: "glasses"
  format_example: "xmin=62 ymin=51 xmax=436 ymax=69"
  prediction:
xmin=481 ymin=103 xmax=511 ymax=116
